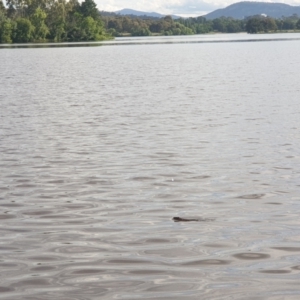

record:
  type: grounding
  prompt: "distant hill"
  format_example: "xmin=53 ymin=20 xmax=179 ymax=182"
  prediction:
xmin=115 ymin=8 xmax=180 ymax=19
xmin=204 ymin=1 xmax=300 ymax=20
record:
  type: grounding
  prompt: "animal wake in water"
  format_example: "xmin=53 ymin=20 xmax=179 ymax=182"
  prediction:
xmin=172 ymin=217 xmax=214 ymax=222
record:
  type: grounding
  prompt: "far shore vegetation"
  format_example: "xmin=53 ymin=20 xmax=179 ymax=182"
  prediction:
xmin=1 ymin=0 xmax=300 ymax=44
xmin=102 ymin=13 xmax=300 ymax=36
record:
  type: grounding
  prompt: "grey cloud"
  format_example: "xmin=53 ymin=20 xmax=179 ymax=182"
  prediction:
xmin=164 ymin=0 xmax=224 ymax=13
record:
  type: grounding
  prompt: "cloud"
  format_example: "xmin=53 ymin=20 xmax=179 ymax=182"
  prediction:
xmin=165 ymin=0 xmax=225 ymax=14
xmin=95 ymin=0 xmax=165 ymax=13
xmin=95 ymin=0 xmax=300 ymax=14
xmin=95 ymin=0 xmax=223 ymax=13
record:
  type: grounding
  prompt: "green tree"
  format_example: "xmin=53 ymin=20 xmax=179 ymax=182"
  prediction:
xmin=131 ymin=25 xmax=150 ymax=36
xmin=195 ymin=23 xmax=210 ymax=33
xmin=246 ymin=17 xmax=263 ymax=33
xmin=246 ymin=16 xmax=277 ymax=33
xmin=65 ymin=11 xmax=82 ymax=41
xmin=0 ymin=0 xmax=6 ymax=14
xmin=121 ymin=16 xmax=132 ymax=33
xmin=213 ymin=18 xmax=226 ymax=32
xmin=176 ymin=16 xmax=213 ymax=34
xmin=1 ymin=0 xmax=111 ymax=43
xmin=263 ymin=17 xmax=277 ymax=32
xmin=282 ymin=18 xmax=296 ymax=30
xmin=30 ymin=7 xmax=49 ymax=41
xmin=0 ymin=18 xmax=15 ymax=43
xmin=22 ymin=0 xmax=46 ymax=17
xmin=65 ymin=0 xmax=80 ymax=13
xmin=80 ymin=16 xmax=104 ymax=40
xmin=275 ymin=19 xmax=283 ymax=30
xmin=107 ymin=27 xmax=117 ymax=36
xmin=13 ymin=17 xmax=34 ymax=42
xmin=47 ymin=0 xmax=67 ymax=41
xmin=107 ymin=18 xmax=123 ymax=33
xmin=163 ymin=15 xmax=172 ymax=23
xmin=80 ymin=0 xmax=98 ymax=19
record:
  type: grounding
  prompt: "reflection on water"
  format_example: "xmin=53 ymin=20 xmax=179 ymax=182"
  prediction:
xmin=1 ymin=36 xmax=300 ymax=299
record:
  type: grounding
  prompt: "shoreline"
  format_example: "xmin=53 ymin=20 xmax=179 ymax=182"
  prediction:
xmin=1 ymin=32 xmax=300 ymax=49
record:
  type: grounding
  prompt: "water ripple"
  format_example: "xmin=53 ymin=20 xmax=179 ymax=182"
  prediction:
xmin=1 ymin=35 xmax=300 ymax=299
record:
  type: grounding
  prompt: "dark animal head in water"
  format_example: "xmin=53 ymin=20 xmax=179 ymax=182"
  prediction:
xmin=173 ymin=217 xmax=199 ymax=222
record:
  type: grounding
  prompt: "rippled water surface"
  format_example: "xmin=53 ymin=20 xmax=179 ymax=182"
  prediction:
xmin=1 ymin=35 xmax=300 ymax=299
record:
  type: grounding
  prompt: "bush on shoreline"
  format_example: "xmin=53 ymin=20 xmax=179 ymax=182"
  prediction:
xmin=0 ymin=0 xmax=111 ymax=43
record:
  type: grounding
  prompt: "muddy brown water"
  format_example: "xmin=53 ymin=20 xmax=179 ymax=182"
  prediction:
xmin=1 ymin=34 xmax=300 ymax=299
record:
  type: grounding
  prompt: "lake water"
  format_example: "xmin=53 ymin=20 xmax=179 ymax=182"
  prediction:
xmin=1 ymin=33 xmax=300 ymax=299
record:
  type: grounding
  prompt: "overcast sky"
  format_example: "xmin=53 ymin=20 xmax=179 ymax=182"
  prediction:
xmin=95 ymin=0 xmax=300 ymax=16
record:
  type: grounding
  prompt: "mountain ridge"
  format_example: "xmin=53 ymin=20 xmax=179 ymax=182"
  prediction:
xmin=109 ymin=2 xmax=300 ymax=20
xmin=115 ymin=8 xmax=181 ymax=19
xmin=204 ymin=2 xmax=300 ymax=19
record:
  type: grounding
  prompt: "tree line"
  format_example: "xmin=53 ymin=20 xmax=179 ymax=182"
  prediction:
xmin=101 ymin=13 xmax=300 ymax=36
xmin=2 ymin=0 xmax=300 ymax=43
xmin=102 ymin=15 xmax=194 ymax=36
xmin=0 ymin=0 xmax=110 ymax=43
xmin=245 ymin=14 xmax=300 ymax=33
